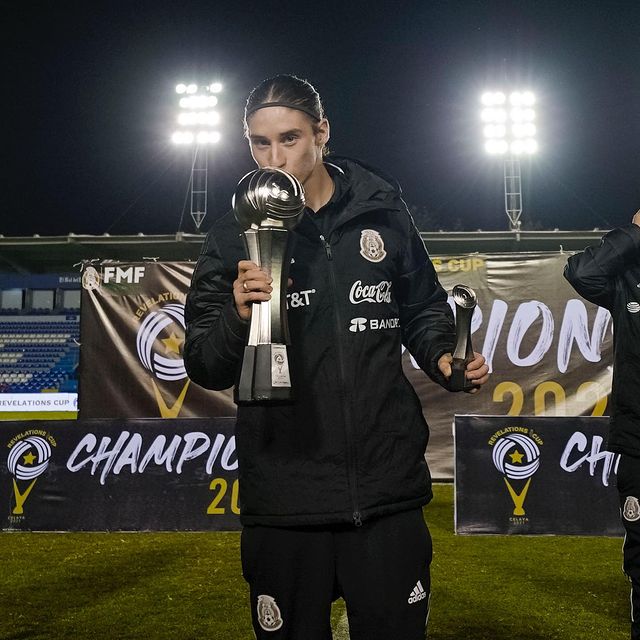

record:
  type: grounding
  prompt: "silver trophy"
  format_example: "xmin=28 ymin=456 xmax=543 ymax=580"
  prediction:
xmin=232 ymin=168 xmax=306 ymax=403
xmin=450 ymin=284 xmax=477 ymax=392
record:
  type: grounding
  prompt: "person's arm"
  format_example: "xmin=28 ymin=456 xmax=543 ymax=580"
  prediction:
xmin=184 ymin=223 xmax=274 ymax=391
xmin=396 ymin=215 xmax=464 ymax=384
xmin=399 ymin=213 xmax=489 ymax=391
xmin=564 ymin=211 xmax=640 ymax=310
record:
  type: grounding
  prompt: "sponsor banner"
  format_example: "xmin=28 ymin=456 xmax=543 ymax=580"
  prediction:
xmin=79 ymin=254 xmax=613 ymax=480
xmin=1 ymin=418 xmax=240 ymax=531
xmin=454 ymin=415 xmax=623 ymax=535
xmin=79 ymin=262 xmax=236 ymax=419
xmin=405 ymin=252 xmax=613 ymax=479
xmin=0 ymin=393 xmax=78 ymax=412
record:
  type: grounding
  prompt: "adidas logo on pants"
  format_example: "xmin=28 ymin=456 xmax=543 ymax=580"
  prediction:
xmin=408 ymin=580 xmax=427 ymax=604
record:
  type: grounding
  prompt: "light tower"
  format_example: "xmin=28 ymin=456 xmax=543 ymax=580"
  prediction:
xmin=481 ymin=91 xmax=537 ymax=231
xmin=172 ymin=82 xmax=223 ymax=231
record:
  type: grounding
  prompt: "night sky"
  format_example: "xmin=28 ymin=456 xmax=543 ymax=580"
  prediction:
xmin=4 ymin=0 xmax=640 ymax=237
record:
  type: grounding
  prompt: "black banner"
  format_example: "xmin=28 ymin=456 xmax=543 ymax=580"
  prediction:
xmin=78 ymin=256 xmax=615 ymax=481
xmin=1 ymin=418 xmax=240 ymax=531
xmin=79 ymin=262 xmax=236 ymax=419
xmin=455 ymin=415 xmax=623 ymax=536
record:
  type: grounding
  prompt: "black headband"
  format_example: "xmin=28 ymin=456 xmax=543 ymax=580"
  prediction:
xmin=245 ymin=101 xmax=321 ymax=122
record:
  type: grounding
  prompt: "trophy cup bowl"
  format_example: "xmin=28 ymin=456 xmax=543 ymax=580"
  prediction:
xmin=450 ymin=284 xmax=477 ymax=392
xmin=232 ymin=167 xmax=306 ymax=404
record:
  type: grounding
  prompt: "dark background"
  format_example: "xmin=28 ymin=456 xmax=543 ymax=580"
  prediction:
xmin=3 ymin=0 xmax=640 ymax=236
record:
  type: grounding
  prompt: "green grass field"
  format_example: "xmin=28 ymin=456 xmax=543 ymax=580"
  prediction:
xmin=0 ymin=484 xmax=629 ymax=639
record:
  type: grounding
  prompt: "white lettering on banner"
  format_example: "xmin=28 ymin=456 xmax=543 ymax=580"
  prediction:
xmin=557 ymin=300 xmax=610 ymax=373
xmin=66 ymin=431 xmax=238 ymax=485
xmin=349 ymin=280 xmax=392 ymax=305
xmin=507 ymin=301 xmax=555 ymax=367
xmin=0 ymin=393 xmax=78 ymax=412
xmin=559 ymin=431 xmax=620 ymax=487
xmin=103 ymin=266 xmax=146 ymax=284
xmin=406 ymin=297 xmax=611 ymax=375
xmin=482 ymin=300 xmax=508 ymax=372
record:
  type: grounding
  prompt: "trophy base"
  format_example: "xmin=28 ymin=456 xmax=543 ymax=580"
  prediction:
xmin=450 ymin=358 xmax=479 ymax=393
xmin=450 ymin=358 xmax=468 ymax=392
xmin=235 ymin=344 xmax=293 ymax=405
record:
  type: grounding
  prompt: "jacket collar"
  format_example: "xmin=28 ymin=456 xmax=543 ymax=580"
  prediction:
xmin=296 ymin=156 xmax=406 ymax=240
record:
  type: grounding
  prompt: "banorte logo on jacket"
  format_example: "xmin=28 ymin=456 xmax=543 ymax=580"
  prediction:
xmin=359 ymin=229 xmax=387 ymax=263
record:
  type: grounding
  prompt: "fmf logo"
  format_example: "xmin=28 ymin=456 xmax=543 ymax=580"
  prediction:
xmin=103 ymin=266 xmax=146 ymax=284
xmin=349 ymin=317 xmax=400 ymax=332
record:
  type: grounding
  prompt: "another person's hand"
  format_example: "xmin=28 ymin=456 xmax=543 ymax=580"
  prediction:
xmin=632 ymin=210 xmax=640 ymax=227
xmin=437 ymin=351 xmax=490 ymax=393
xmin=234 ymin=260 xmax=272 ymax=321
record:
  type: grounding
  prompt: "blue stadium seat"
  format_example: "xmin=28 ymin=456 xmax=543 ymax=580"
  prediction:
xmin=0 ymin=314 xmax=80 ymax=395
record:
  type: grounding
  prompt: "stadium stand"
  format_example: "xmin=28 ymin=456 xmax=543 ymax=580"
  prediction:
xmin=0 ymin=316 xmax=80 ymax=393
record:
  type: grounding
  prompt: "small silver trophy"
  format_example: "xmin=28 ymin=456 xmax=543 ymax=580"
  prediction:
xmin=450 ymin=284 xmax=477 ymax=392
xmin=232 ymin=168 xmax=306 ymax=404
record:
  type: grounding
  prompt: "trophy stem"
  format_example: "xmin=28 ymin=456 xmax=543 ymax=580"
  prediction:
xmin=236 ymin=227 xmax=294 ymax=404
xmin=233 ymin=167 xmax=305 ymax=405
xmin=450 ymin=291 xmax=476 ymax=392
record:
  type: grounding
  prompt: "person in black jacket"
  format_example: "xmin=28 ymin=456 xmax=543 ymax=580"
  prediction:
xmin=184 ymin=74 xmax=489 ymax=640
xmin=564 ymin=211 xmax=640 ymax=640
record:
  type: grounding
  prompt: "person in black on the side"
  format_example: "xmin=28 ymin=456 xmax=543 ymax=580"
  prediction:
xmin=565 ymin=209 xmax=640 ymax=640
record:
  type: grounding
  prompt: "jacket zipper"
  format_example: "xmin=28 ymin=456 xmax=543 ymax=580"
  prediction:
xmin=320 ymin=234 xmax=362 ymax=527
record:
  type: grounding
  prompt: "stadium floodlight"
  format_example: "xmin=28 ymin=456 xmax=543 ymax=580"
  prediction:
xmin=480 ymin=89 xmax=538 ymax=231
xmin=171 ymin=81 xmax=224 ymax=230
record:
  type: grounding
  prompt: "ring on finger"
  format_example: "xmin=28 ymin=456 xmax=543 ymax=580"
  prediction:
xmin=243 ymin=281 xmax=249 ymax=292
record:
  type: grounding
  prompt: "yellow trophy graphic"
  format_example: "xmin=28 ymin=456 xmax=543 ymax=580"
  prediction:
xmin=136 ymin=302 xmax=190 ymax=418
xmin=7 ymin=436 xmax=52 ymax=515
xmin=492 ymin=433 xmax=540 ymax=516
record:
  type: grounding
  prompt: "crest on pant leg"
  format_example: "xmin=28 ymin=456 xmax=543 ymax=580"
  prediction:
xmin=257 ymin=595 xmax=283 ymax=632
xmin=623 ymin=496 xmax=640 ymax=522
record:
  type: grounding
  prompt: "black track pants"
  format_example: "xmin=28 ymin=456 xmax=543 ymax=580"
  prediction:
xmin=240 ymin=508 xmax=432 ymax=640
xmin=617 ymin=454 xmax=640 ymax=640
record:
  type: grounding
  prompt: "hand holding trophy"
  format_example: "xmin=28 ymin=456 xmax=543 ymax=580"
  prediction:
xmin=232 ymin=168 xmax=306 ymax=404
xmin=449 ymin=284 xmax=478 ymax=392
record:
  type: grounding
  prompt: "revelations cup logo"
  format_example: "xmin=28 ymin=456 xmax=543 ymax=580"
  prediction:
xmin=490 ymin=430 xmax=542 ymax=519
xmin=136 ymin=302 xmax=190 ymax=418
xmin=7 ymin=434 xmax=54 ymax=517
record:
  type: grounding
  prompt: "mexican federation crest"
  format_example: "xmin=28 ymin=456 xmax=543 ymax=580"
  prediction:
xmin=623 ymin=496 xmax=640 ymax=522
xmin=359 ymin=229 xmax=387 ymax=263
xmin=257 ymin=595 xmax=283 ymax=632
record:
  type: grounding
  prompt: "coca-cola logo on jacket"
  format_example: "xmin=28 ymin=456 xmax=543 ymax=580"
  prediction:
xmin=349 ymin=280 xmax=392 ymax=305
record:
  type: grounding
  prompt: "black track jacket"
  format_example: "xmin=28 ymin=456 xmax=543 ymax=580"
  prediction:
xmin=184 ymin=157 xmax=456 ymax=526
xmin=564 ymin=224 xmax=640 ymax=457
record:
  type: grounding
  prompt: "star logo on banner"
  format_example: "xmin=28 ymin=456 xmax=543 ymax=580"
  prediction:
xmin=161 ymin=332 xmax=183 ymax=355
xmin=509 ymin=449 xmax=524 ymax=464
xmin=22 ymin=452 xmax=37 ymax=465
